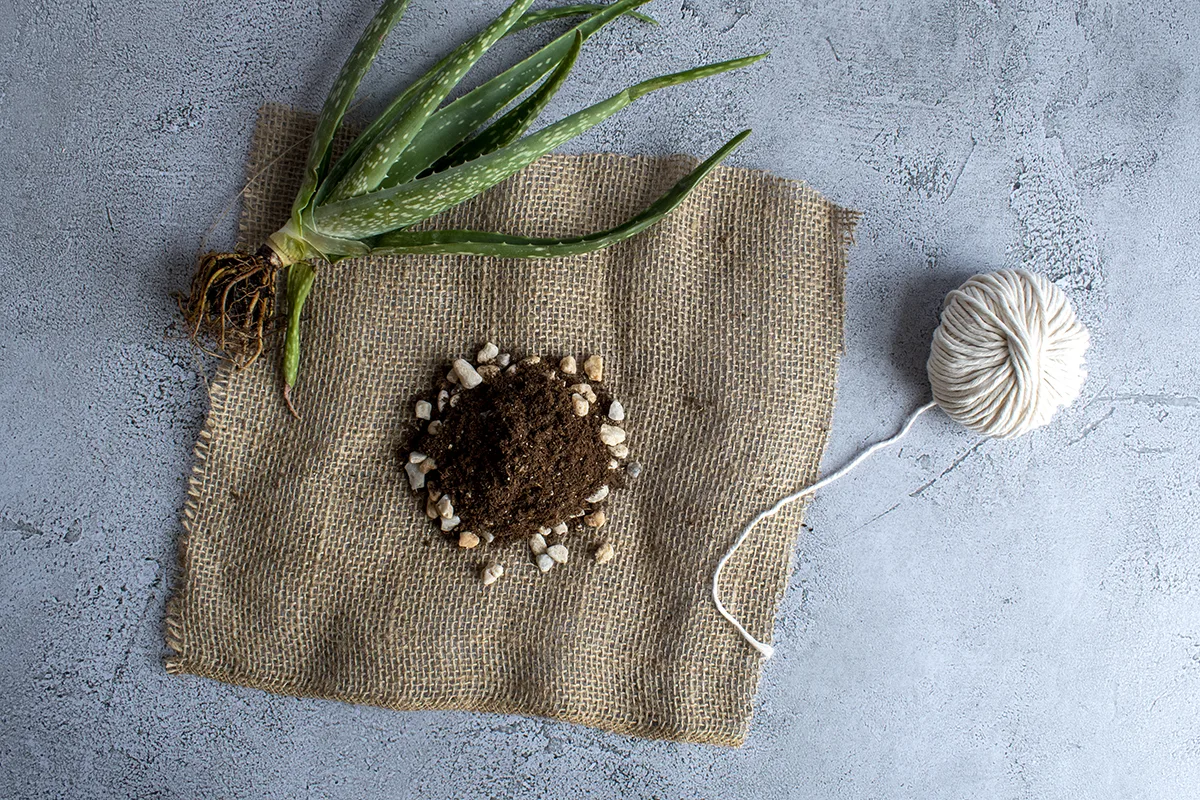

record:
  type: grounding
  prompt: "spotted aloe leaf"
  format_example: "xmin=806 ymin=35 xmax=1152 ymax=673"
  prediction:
xmin=368 ymin=129 xmax=751 ymax=257
xmin=312 ymin=52 xmax=767 ymax=238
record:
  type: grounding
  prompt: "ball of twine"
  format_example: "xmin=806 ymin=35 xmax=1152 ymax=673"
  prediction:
xmin=927 ymin=269 xmax=1089 ymax=439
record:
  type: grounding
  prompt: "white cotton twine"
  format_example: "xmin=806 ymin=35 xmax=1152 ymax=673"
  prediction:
xmin=714 ymin=269 xmax=1090 ymax=658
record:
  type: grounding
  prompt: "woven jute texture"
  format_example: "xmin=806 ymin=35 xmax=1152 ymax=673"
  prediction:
xmin=165 ymin=104 xmax=854 ymax=746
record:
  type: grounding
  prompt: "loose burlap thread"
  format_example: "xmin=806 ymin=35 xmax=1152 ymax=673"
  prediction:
xmin=165 ymin=105 xmax=855 ymax=746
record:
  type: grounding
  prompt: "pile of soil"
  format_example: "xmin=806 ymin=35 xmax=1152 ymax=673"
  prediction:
xmin=406 ymin=357 xmax=622 ymax=543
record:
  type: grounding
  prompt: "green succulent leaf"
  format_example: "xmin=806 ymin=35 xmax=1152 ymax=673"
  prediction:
xmin=312 ymin=52 xmax=767 ymax=238
xmin=366 ymin=129 xmax=750 ymax=257
xmin=325 ymin=0 xmax=537 ymax=203
xmin=291 ymin=0 xmax=411 ymax=224
xmin=282 ymin=260 xmax=317 ymax=390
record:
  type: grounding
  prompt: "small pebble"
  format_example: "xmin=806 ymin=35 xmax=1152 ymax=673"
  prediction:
xmin=415 ymin=401 xmax=432 ymax=420
xmin=458 ymin=531 xmax=480 ymax=549
xmin=418 ymin=457 xmax=437 ymax=474
xmin=609 ymin=459 xmax=620 ymax=469
xmin=519 ymin=355 xmax=541 ymax=366
xmin=537 ymin=526 xmax=551 ymax=536
xmin=449 ymin=393 xmax=460 ymax=407
xmin=482 ymin=531 xmax=495 ymax=544
xmin=437 ymin=389 xmax=450 ymax=412
xmin=408 ymin=451 xmax=427 ymax=464
xmin=599 ymin=424 xmax=626 ymax=446
xmin=428 ymin=488 xmax=441 ymax=501
xmin=570 ymin=509 xmax=586 ymax=518
xmin=453 ymin=358 xmax=483 ymax=389
xmin=559 ymin=355 xmax=577 ymax=374
xmin=481 ymin=563 xmax=504 ymax=585
xmin=571 ymin=393 xmax=590 ymax=417
xmin=478 ymin=364 xmax=501 ymax=380
xmin=440 ymin=515 xmax=461 ymax=531
xmin=609 ymin=443 xmax=630 ymax=459
xmin=446 ymin=369 xmax=459 ymax=384
xmin=552 ymin=522 xmax=568 ymax=536
xmin=405 ymin=462 xmax=426 ymax=490
xmin=425 ymin=494 xmax=439 ymax=519
xmin=427 ymin=420 xmax=443 ymax=434
xmin=436 ymin=495 xmax=454 ymax=519
xmin=568 ymin=383 xmax=597 ymax=403
xmin=626 ymin=461 xmax=643 ymax=478
xmin=583 ymin=355 xmax=604 ymax=382
xmin=495 ymin=353 xmax=511 ymax=367
xmin=595 ymin=542 xmax=615 ymax=564
xmin=529 ymin=533 xmax=548 ymax=555
xmin=585 ymin=485 xmax=610 ymax=503
xmin=547 ymin=544 xmax=569 ymax=564
xmin=607 ymin=400 xmax=625 ymax=422
xmin=477 ymin=342 xmax=499 ymax=363
xmin=536 ymin=553 xmax=555 ymax=573
xmin=584 ymin=509 xmax=607 ymax=528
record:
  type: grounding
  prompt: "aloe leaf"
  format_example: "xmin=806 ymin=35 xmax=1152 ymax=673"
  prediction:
xmin=326 ymin=0 xmax=537 ymax=203
xmin=291 ymin=0 xmax=411 ymax=223
xmin=282 ymin=260 xmax=317 ymax=392
xmin=313 ymin=52 xmax=768 ymax=238
xmin=316 ymin=2 xmax=655 ymax=206
xmin=366 ymin=130 xmax=749 ymax=257
xmin=376 ymin=0 xmax=650 ymax=188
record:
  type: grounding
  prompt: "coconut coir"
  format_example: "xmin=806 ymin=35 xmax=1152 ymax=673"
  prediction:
xmin=411 ymin=362 xmax=616 ymax=542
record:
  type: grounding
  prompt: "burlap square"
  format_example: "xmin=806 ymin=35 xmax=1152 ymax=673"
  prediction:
xmin=165 ymin=104 xmax=854 ymax=745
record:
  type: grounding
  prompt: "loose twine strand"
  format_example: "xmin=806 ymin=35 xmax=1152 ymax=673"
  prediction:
xmin=715 ymin=269 xmax=1089 ymax=659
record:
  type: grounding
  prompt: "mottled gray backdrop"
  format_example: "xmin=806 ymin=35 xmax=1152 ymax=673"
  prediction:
xmin=1 ymin=0 xmax=1197 ymax=797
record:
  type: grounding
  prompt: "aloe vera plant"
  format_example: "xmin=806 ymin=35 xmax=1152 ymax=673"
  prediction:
xmin=182 ymin=0 xmax=766 ymax=416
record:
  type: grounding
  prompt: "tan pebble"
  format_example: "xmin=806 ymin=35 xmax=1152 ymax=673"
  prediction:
xmin=529 ymin=533 xmax=548 ymax=555
xmin=609 ymin=443 xmax=630 ymax=459
xmin=595 ymin=541 xmax=615 ymax=564
xmin=607 ymin=400 xmax=625 ymax=422
xmin=599 ymin=424 xmax=626 ymax=446
xmin=425 ymin=495 xmax=439 ymax=520
xmin=519 ymin=355 xmax=541 ymax=366
xmin=427 ymin=420 xmax=443 ymax=435
xmin=436 ymin=495 xmax=454 ymax=519
xmin=427 ymin=487 xmax=441 ymax=501
xmin=547 ymin=544 xmax=569 ymax=564
xmin=408 ymin=451 xmax=427 ymax=464
xmin=477 ymin=364 xmax=501 ymax=380
xmin=446 ymin=369 xmax=460 ymax=384
xmin=415 ymin=401 xmax=432 ymax=420
xmin=571 ymin=393 xmax=590 ymax=417
xmin=437 ymin=389 xmax=450 ymax=412
xmin=552 ymin=521 xmax=568 ymax=536
xmin=537 ymin=526 xmax=551 ymax=536
xmin=496 ymin=353 xmax=511 ymax=367
xmin=458 ymin=531 xmax=480 ymax=549
xmin=440 ymin=515 xmax=461 ymax=531
xmin=481 ymin=563 xmax=503 ymax=585
xmin=476 ymin=342 xmax=499 ymax=363
xmin=584 ymin=509 xmax=607 ymax=528
xmin=449 ymin=393 xmax=461 ymax=407
xmin=418 ymin=458 xmax=437 ymax=474
xmin=536 ymin=553 xmax=555 ymax=573
xmin=583 ymin=355 xmax=603 ymax=382
xmin=585 ymin=485 xmax=610 ymax=503
xmin=505 ymin=365 xmax=517 ymax=375
xmin=452 ymin=358 xmax=483 ymax=389
xmin=559 ymin=355 xmax=577 ymax=374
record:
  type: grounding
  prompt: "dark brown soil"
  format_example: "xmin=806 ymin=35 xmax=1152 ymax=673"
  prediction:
xmin=411 ymin=362 xmax=617 ymax=542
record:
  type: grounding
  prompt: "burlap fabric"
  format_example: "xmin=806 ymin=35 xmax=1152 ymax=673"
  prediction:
xmin=165 ymin=104 xmax=855 ymax=746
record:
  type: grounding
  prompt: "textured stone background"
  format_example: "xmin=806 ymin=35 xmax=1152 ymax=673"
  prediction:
xmin=1 ymin=1 xmax=1197 ymax=797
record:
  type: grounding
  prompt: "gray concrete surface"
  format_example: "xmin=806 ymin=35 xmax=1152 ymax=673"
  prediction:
xmin=2 ymin=0 xmax=1197 ymax=796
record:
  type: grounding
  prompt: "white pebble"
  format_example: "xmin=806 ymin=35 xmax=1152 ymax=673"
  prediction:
xmin=477 ymin=342 xmax=499 ymax=363
xmin=453 ymin=358 xmax=483 ymax=389
xmin=609 ymin=459 xmax=620 ymax=469
xmin=482 ymin=531 xmax=495 ymax=544
xmin=609 ymin=443 xmax=630 ymax=459
xmin=481 ymin=563 xmax=504 ymax=585
xmin=440 ymin=515 xmax=461 ymax=531
xmin=437 ymin=389 xmax=449 ymax=412
xmin=496 ymin=353 xmax=511 ymax=367
xmin=458 ymin=531 xmax=480 ymax=549
xmin=599 ymin=424 xmax=626 ymax=446
xmin=595 ymin=542 xmax=615 ymax=564
xmin=449 ymin=393 xmax=460 ymax=407
xmin=529 ymin=533 xmax=548 ymax=555
xmin=436 ymin=495 xmax=454 ymax=519
xmin=408 ymin=451 xmax=427 ymax=464
xmin=415 ymin=401 xmax=432 ymax=420
xmin=547 ymin=544 xmax=569 ymax=564
xmin=607 ymin=400 xmax=625 ymax=422
xmin=427 ymin=420 xmax=443 ymax=435
xmin=536 ymin=553 xmax=555 ymax=573
xmin=478 ymin=364 xmax=501 ymax=380
xmin=584 ymin=509 xmax=607 ymax=528
xmin=537 ymin=526 xmax=551 ymax=536
xmin=425 ymin=494 xmax=439 ymax=519
xmin=569 ymin=383 xmax=597 ymax=403
xmin=585 ymin=485 xmax=610 ymax=503
xmin=446 ymin=369 xmax=459 ymax=384
xmin=571 ymin=394 xmax=590 ymax=417
xmin=405 ymin=462 xmax=425 ymax=490
xmin=552 ymin=522 xmax=568 ymax=536
xmin=583 ymin=355 xmax=603 ymax=382
xmin=559 ymin=355 xmax=577 ymax=374
xmin=626 ymin=462 xmax=643 ymax=478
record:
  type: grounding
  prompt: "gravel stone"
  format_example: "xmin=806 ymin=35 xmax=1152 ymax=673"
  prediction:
xmin=427 ymin=420 xmax=443 ymax=434
xmin=458 ymin=531 xmax=480 ymax=549
xmin=583 ymin=355 xmax=604 ymax=382
xmin=626 ymin=461 xmax=643 ymax=478
xmin=452 ymin=358 xmax=483 ymax=388
xmin=585 ymin=485 xmax=610 ymax=503
xmin=495 ymin=352 xmax=511 ymax=367
xmin=481 ymin=563 xmax=504 ymax=585
xmin=571 ymin=393 xmax=590 ymax=416
xmin=529 ymin=533 xmax=548 ymax=555
xmin=609 ymin=443 xmax=630 ymax=459
xmin=599 ymin=424 xmax=626 ymax=446
xmin=559 ymin=355 xmax=577 ymax=374
xmin=405 ymin=462 xmax=426 ymax=490
xmin=536 ymin=553 xmax=555 ymax=573
xmin=408 ymin=451 xmax=427 ymax=464
xmin=595 ymin=542 xmax=615 ymax=564
xmin=415 ymin=401 xmax=432 ymax=420
xmin=584 ymin=509 xmax=607 ymax=528
xmin=552 ymin=521 xmax=568 ymax=536
xmin=477 ymin=364 xmax=501 ymax=380
xmin=436 ymin=495 xmax=454 ymax=519
xmin=476 ymin=342 xmax=499 ymax=363
xmin=607 ymin=400 xmax=625 ymax=421
xmin=547 ymin=544 xmax=569 ymax=564
xmin=440 ymin=515 xmax=461 ymax=531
